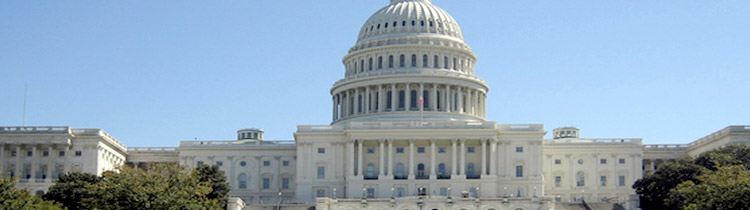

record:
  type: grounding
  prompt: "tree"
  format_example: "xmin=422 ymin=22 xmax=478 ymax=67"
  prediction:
xmin=668 ymin=165 xmax=750 ymax=210
xmin=633 ymin=158 xmax=704 ymax=210
xmin=0 ymin=177 xmax=63 ymax=210
xmin=86 ymin=163 xmax=222 ymax=210
xmin=42 ymin=172 xmax=102 ymax=210
xmin=195 ymin=165 xmax=231 ymax=208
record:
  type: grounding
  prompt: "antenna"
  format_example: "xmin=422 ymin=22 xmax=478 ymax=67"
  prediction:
xmin=23 ymin=83 xmax=27 ymax=126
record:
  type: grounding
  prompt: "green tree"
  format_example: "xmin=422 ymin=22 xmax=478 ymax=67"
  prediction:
xmin=0 ymin=177 xmax=63 ymax=210
xmin=668 ymin=165 xmax=750 ymax=210
xmin=87 ymin=164 xmax=222 ymax=210
xmin=42 ymin=172 xmax=102 ymax=210
xmin=195 ymin=165 xmax=231 ymax=208
xmin=695 ymin=145 xmax=750 ymax=170
xmin=633 ymin=158 xmax=704 ymax=210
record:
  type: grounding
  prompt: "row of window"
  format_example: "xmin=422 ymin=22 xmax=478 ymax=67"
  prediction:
xmin=553 ymin=158 xmax=627 ymax=165
xmin=6 ymin=150 xmax=82 ymax=157
xmin=237 ymin=174 xmax=292 ymax=190
xmin=362 ymin=19 xmax=456 ymax=34
xmin=197 ymin=160 xmax=291 ymax=167
xmin=348 ymin=54 xmax=471 ymax=75
xmin=317 ymin=146 xmax=523 ymax=154
xmin=553 ymin=174 xmax=627 ymax=187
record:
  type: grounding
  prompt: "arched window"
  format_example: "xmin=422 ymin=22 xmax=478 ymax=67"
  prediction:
xmin=453 ymin=58 xmax=457 ymax=70
xmin=422 ymin=90 xmax=429 ymax=108
xmin=577 ymin=171 xmax=585 ymax=187
xmin=368 ymin=58 xmax=373 ymax=70
xmin=417 ymin=163 xmax=425 ymax=177
xmin=388 ymin=55 xmax=394 ymax=68
xmin=410 ymin=90 xmax=417 ymax=109
xmin=238 ymin=173 xmax=247 ymax=189
xmin=366 ymin=164 xmax=376 ymax=178
xmin=438 ymin=163 xmax=446 ymax=176
xmin=467 ymin=163 xmax=475 ymax=177
xmin=412 ymin=20 xmax=415 ymax=26
xmin=434 ymin=55 xmax=439 ymax=68
xmin=436 ymin=90 xmax=441 ymax=110
xmin=444 ymin=56 xmax=449 ymax=69
xmin=402 ymin=21 xmax=406 ymax=26
xmin=378 ymin=56 xmax=383 ymax=69
xmin=360 ymin=60 xmax=364 ymax=72
xmin=396 ymin=163 xmax=405 ymax=179
xmin=398 ymin=90 xmax=405 ymax=109
xmin=422 ymin=54 xmax=428 ymax=67
xmin=399 ymin=54 xmax=405 ymax=67
xmin=387 ymin=91 xmax=393 ymax=109
xmin=411 ymin=54 xmax=417 ymax=67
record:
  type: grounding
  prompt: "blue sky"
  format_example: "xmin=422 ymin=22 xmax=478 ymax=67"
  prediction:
xmin=1 ymin=1 xmax=748 ymax=146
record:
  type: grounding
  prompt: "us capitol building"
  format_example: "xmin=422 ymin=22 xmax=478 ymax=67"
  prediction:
xmin=2 ymin=1 xmax=749 ymax=210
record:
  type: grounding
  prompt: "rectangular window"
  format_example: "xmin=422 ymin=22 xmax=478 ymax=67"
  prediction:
xmin=367 ymin=148 xmax=375 ymax=154
xmin=619 ymin=176 xmax=626 ymax=186
xmin=396 ymin=147 xmax=404 ymax=153
xmin=75 ymin=151 xmax=82 ymax=156
xmin=600 ymin=159 xmax=607 ymax=164
xmin=397 ymin=188 xmax=405 ymax=197
xmin=516 ymin=147 xmax=523 ymax=152
xmin=366 ymin=188 xmax=375 ymax=198
xmin=438 ymin=147 xmax=446 ymax=153
xmin=515 ymin=165 xmax=523 ymax=177
xmin=282 ymin=178 xmax=290 ymax=189
xmin=197 ymin=161 xmax=204 ymax=166
xmin=316 ymin=190 xmax=325 ymax=197
xmin=58 ymin=151 xmax=64 ymax=156
xmin=263 ymin=161 xmax=271 ymax=166
xmin=601 ymin=176 xmax=607 ymax=187
xmin=417 ymin=147 xmax=425 ymax=153
xmin=43 ymin=151 xmax=49 ymax=157
xmin=467 ymin=147 xmax=475 ymax=153
xmin=554 ymin=159 xmax=561 ymax=165
xmin=263 ymin=178 xmax=270 ymax=189
xmin=318 ymin=148 xmax=325 ymax=154
xmin=27 ymin=151 xmax=33 ymax=156
xmin=619 ymin=158 xmax=626 ymax=164
xmin=440 ymin=187 xmax=448 ymax=196
xmin=282 ymin=161 xmax=290 ymax=166
xmin=317 ymin=166 xmax=325 ymax=179
xmin=216 ymin=161 xmax=223 ymax=166
xmin=11 ymin=151 xmax=17 ymax=157
xmin=554 ymin=176 xmax=561 ymax=187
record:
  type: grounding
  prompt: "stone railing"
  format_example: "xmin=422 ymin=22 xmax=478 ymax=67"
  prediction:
xmin=128 ymin=147 xmax=178 ymax=153
xmin=0 ymin=126 xmax=71 ymax=134
xmin=644 ymin=144 xmax=688 ymax=150
xmin=688 ymin=125 xmax=750 ymax=148
xmin=333 ymin=68 xmax=486 ymax=87
xmin=180 ymin=140 xmax=295 ymax=147
xmin=547 ymin=138 xmax=642 ymax=145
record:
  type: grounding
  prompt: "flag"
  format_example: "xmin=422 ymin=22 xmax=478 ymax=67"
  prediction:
xmin=419 ymin=96 xmax=424 ymax=107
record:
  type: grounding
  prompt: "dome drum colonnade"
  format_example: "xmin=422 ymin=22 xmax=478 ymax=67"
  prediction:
xmin=331 ymin=0 xmax=488 ymax=123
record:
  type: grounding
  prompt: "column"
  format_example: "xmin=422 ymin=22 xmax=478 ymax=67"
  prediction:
xmin=473 ymin=90 xmax=479 ymax=116
xmin=354 ymin=88 xmax=360 ymax=115
xmin=445 ymin=85 xmax=451 ymax=112
xmin=481 ymin=139 xmax=487 ymax=176
xmin=228 ymin=156 xmax=235 ymax=187
xmin=63 ymin=146 xmax=70 ymax=174
xmin=419 ymin=83 xmax=424 ymax=112
xmin=429 ymin=139 xmax=436 ymax=179
xmin=457 ymin=86 xmax=464 ymax=113
xmin=429 ymin=84 xmax=437 ymax=111
xmin=404 ymin=83 xmax=411 ymax=111
xmin=489 ymin=139 xmax=498 ymax=176
xmin=379 ymin=140 xmax=385 ymax=177
xmin=364 ymin=86 xmax=370 ymax=114
xmin=332 ymin=95 xmax=337 ymax=121
xmin=387 ymin=140 xmax=393 ymax=177
xmin=255 ymin=156 xmax=262 ymax=190
xmin=378 ymin=85 xmax=384 ymax=113
xmin=46 ymin=146 xmax=53 ymax=182
xmin=357 ymin=140 xmax=363 ymax=177
xmin=0 ymin=144 xmax=5 ymax=173
xmin=451 ymin=139 xmax=457 ymax=176
xmin=460 ymin=139 xmax=466 ymax=176
xmin=390 ymin=84 xmax=397 ymax=112
xmin=466 ymin=90 xmax=473 ymax=115
xmin=15 ymin=146 xmax=22 ymax=178
xmin=347 ymin=141 xmax=355 ymax=176
xmin=408 ymin=139 xmax=415 ymax=179
xmin=30 ymin=146 xmax=38 ymax=181
xmin=341 ymin=92 xmax=348 ymax=118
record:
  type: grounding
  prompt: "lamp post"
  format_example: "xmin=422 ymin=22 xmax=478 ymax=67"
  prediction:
xmin=533 ymin=186 xmax=537 ymax=198
xmin=363 ymin=188 xmax=367 ymax=198
xmin=391 ymin=187 xmax=395 ymax=198
xmin=333 ymin=188 xmax=337 ymax=199
xmin=503 ymin=186 xmax=508 ymax=197
xmin=581 ymin=190 xmax=585 ymax=203
xmin=277 ymin=191 xmax=282 ymax=210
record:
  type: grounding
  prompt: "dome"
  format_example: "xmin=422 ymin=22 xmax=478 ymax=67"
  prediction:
xmin=356 ymin=0 xmax=464 ymax=44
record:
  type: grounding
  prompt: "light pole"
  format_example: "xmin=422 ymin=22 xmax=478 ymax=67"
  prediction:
xmin=363 ymin=188 xmax=367 ymax=198
xmin=533 ymin=186 xmax=537 ymax=198
xmin=277 ymin=191 xmax=282 ymax=210
xmin=333 ymin=188 xmax=337 ymax=199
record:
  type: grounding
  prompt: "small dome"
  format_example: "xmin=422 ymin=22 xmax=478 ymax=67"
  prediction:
xmin=357 ymin=0 xmax=464 ymax=43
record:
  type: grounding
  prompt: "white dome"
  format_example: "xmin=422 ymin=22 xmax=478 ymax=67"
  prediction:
xmin=357 ymin=0 xmax=464 ymax=43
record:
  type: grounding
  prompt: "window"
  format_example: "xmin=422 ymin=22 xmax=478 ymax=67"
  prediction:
xmin=217 ymin=161 xmax=223 ymax=166
xmin=238 ymin=174 xmax=247 ymax=189
xmin=417 ymin=164 xmax=425 ymax=177
xmin=240 ymin=161 xmax=247 ymax=167
xmin=576 ymin=171 xmax=585 ymax=187
xmin=368 ymin=58 xmax=373 ymax=70
xmin=263 ymin=161 xmax=270 ymax=166
xmin=27 ymin=151 xmax=33 ymax=156
xmin=466 ymin=163 xmax=475 ymax=177
xmin=411 ymin=54 xmax=417 ymax=67
xmin=318 ymin=148 xmax=325 ymax=154
xmin=58 ymin=151 xmax=64 ymax=156
xmin=11 ymin=151 xmax=16 ymax=157
xmin=388 ymin=55 xmax=394 ymax=68
xmin=578 ymin=159 xmax=584 ymax=164
xmin=444 ymin=56 xmax=449 ymax=69
xmin=366 ymin=164 xmax=376 ymax=177
xmin=75 ymin=151 xmax=82 ymax=156
xmin=398 ymin=90 xmax=405 ymax=108
xmin=397 ymin=187 xmax=405 ymax=197
xmin=554 ymin=159 xmax=561 ymax=165
xmin=600 ymin=159 xmax=607 ymax=164
xmin=600 ymin=176 xmax=607 ymax=187
xmin=396 ymin=147 xmax=404 ymax=153
xmin=395 ymin=163 xmax=405 ymax=178
xmin=282 ymin=161 xmax=290 ymax=166
xmin=417 ymin=147 xmax=425 ymax=153
xmin=317 ymin=166 xmax=325 ymax=179
xmin=422 ymin=55 xmax=428 ymax=67
xmin=619 ymin=175 xmax=626 ymax=186
xmin=367 ymin=148 xmax=375 ymax=154
xmin=438 ymin=147 xmax=446 ymax=153
xmin=399 ymin=54 xmax=405 ymax=67
xmin=410 ymin=90 xmax=417 ymax=108
xmin=440 ymin=187 xmax=448 ymax=196
xmin=619 ymin=158 xmax=626 ymax=164
xmin=378 ymin=56 xmax=383 ymax=69
xmin=438 ymin=163 xmax=446 ymax=176
xmin=434 ymin=55 xmax=439 ymax=68
xmin=316 ymin=190 xmax=325 ymax=197
xmin=516 ymin=147 xmax=523 ymax=152
xmin=197 ymin=161 xmax=204 ymax=166
xmin=282 ymin=178 xmax=290 ymax=189
xmin=367 ymin=188 xmax=376 ymax=198
xmin=515 ymin=165 xmax=523 ymax=177
xmin=554 ymin=176 xmax=561 ymax=187
xmin=43 ymin=151 xmax=49 ymax=157
xmin=263 ymin=178 xmax=270 ymax=189
xmin=467 ymin=147 xmax=475 ymax=153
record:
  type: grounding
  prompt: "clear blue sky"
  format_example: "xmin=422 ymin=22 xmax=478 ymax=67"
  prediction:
xmin=1 ymin=1 xmax=748 ymax=146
